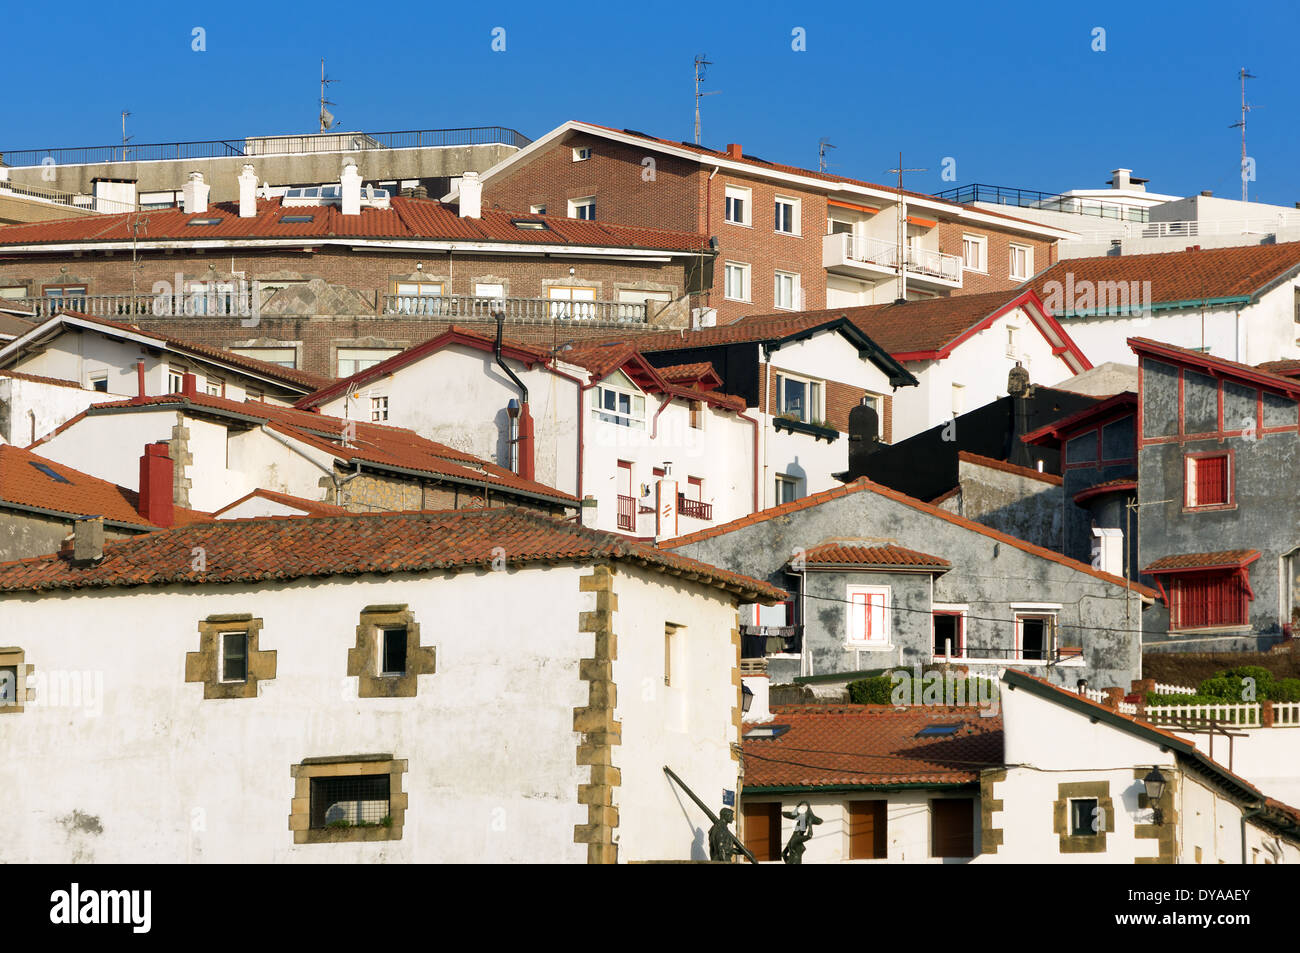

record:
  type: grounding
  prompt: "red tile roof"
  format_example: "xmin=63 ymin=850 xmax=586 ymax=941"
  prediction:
xmin=1020 ymin=392 xmax=1137 ymax=446
xmin=662 ymin=477 xmax=1157 ymax=598
xmin=1129 ymin=337 xmax=1300 ymax=398
xmin=211 ymin=488 xmax=347 ymax=517
xmin=1072 ymin=477 xmax=1137 ymax=505
xmin=1026 ymin=242 xmax=1300 ymax=311
xmin=743 ymin=706 xmax=1003 ymax=789
xmin=0 ymin=368 xmax=87 ymax=389
xmin=0 ymin=506 xmax=788 ymax=600
xmin=792 ymin=542 xmax=950 ymax=570
xmin=1143 ymin=550 xmax=1261 ymax=573
xmin=1257 ymin=359 xmax=1300 ymax=379
xmin=56 ymin=391 xmax=579 ymax=507
xmin=0 ymin=196 xmax=711 ymax=254
xmin=957 ymin=451 xmax=1064 ymax=486
xmin=0 ymin=444 xmax=209 ymax=530
xmin=656 ymin=362 xmax=722 ymax=389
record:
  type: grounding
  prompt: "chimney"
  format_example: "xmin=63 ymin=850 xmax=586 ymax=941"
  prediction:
xmin=1109 ymin=169 xmax=1131 ymax=190
xmin=1201 ymin=190 xmax=1214 ymax=198
xmin=459 ymin=171 xmax=482 ymax=219
xmin=138 ymin=442 xmax=175 ymax=528
xmin=181 ymin=172 xmax=210 ymax=214
xmin=846 ymin=398 xmax=881 ymax=480
xmin=726 ymin=143 xmax=742 ymax=159
xmin=181 ymin=372 xmax=197 ymax=397
xmin=237 ymin=164 xmax=258 ymax=218
xmin=655 ymin=467 xmax=678 ymax=541
xmin=1008 ymin=362 xmax=1034 ymax=468
xmin=580 ymin=496 xmax=598 ymax=528
xmin=71 ymin=516 xmax=104 ymax=565
xmin=340 ymin=159 xmax=362 ymax=216
xmin=1091 ymin=527 xmax=1124 ymax=576
xmin=136 ymin=359 xmax=146 ymax=399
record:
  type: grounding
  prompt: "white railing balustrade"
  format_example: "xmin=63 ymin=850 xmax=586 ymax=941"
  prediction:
xmin=1146 ymin=702 xmax=1261 ymax=728
xmin=827 ymin=233 xmax=963 ymax=283
xmin=383 ymin=293 xmax=647 ymax=323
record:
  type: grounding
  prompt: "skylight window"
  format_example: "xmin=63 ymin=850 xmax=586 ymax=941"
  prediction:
xmin=915 ymin=723 xmax=963 ymax=737
xmin=187 ymin=217 xmax=222 ymax=226
xmin=511 ymin=218 xmax=548 ymax=230
xmin=744 ymin=725 xmax=790 ymax=739
xmin=29 ymin=461 xmax=71 ymax=484
xmin=280 ymin=214 xmax=315 ymax=224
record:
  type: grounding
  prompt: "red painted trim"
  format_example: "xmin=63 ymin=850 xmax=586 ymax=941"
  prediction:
xmin=1182 ymin=449 xmax=1234 ymax=510
xmin=1072 ymin=480 xmax=1137 ymax=505
xmin=1129 ymin=337 xmax=1300 ymax=400
xmin=1137 ymin=357 xmax=1146 ymax=450
xmin=1021 ymin=393 xmax=1137 ymax=446
xmin=1177 ymin=368 xmax=1185 ymax=439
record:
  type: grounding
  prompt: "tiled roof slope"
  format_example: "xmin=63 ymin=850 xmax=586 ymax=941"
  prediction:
xmin=0 ymin=444 xmax=209 ymax=530
xmin=1143 ymin=550 xmax=1260 ymax=573
xmin=743 ymin=706 xmax=1003 ymax=789
xmin=1025 ymin=242 xmax=1300 ymax=310
xmin=794 ymin=543 xmax=950 ymax=570
xmin=0 ymin=196 xmax=711 ymax=253
xmin=211 ymin=488 xmax=347 ymax=517
xmin=0 ymin=506 xmax=787 ymax=600
xmin=957 ymin=451 xmax=1064 ymax=486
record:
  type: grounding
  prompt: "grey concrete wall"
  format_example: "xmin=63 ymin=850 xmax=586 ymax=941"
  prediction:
xmin=801 ymin=568 xmax=933 ymax=675
xmin=3 ymin=144 xmax=518 ymax=204
xmin=673 ymin=486 xmax=1146 ymax=690
xmin=951 ymin=460 xmax=1065 ymax=552
xmin=0 ymin=510 xmax=136 ymax=563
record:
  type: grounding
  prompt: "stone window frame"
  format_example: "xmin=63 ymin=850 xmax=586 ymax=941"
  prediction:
xmin=0 ymin=647 xmax=31 ymax=715
xmin=289 ymin=754 xmax=408 ymax=845
xmin=347 ymin=605 xmax=436 ymax=698
xmin=185 ymin=614 xmax=276 ymax=700
xmin=1053 ymin=780 xmax=1114 ymax=853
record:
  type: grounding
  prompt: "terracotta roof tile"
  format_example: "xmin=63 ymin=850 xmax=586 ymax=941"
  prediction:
xmin=743 ymin=706 xmax=1003 ymax=789
xmin=792 ymin=542 xmax=951 ymax=570
xmin=1143 ymin=550 xmax=1261 ymax=573
xmin=957 ymin=451 xmax=1064 ymax=486
xmin=0 ymin=506 xmax=788 ymax=599
xmin=211 ymin=488 xmax=347 ymax=517
xmin=0 ymin=368 xmax=88 ymax=389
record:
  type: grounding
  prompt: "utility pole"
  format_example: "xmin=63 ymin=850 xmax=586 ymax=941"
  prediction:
xmin=319 ymin=58 xmax=338 ymax=132
xmin=817 ymin=138 xmax=836 ymax=173
xmin=693 ymin=55 xmax=719 ymax=145
xmin=885 ymin=152 xmax=925 ymax=302
xmin=1229 ymin=68 xmax=1256 ymax=203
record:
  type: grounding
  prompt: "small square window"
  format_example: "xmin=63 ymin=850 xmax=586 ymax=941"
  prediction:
xmin=381 ymin=627 xmax=407 ymax=676
xmin=1069 ymin=798 xmax=1099 ymax=836
xmin=530 ymin=204 xmax=547 ymax=215
xmin=572 ymin=146 xmax=592 ymax=161
xmin=1185 ymin=454 xmax=1230 ymax=507
xmin=775 ymin=474 xmax=800 ymax=505
xmin=724 ymin=186 xmax=751 ymax=226
xmin=371 ymin=395 xmax=389 ymax=422
xmin=310 ymin=774 xmax=391 ymax=830
xmin=221 ymin=631 xmax=248 ymax=683
xmin=90 ymin=374 xmax=109 ymax=392
xmin=1009 ymin=244 xmax=1032 ymax=281
xmin=568 ymin=197 xmax=596 ymax=221
xmin=0 ymin=664 xmax=19 ymax=710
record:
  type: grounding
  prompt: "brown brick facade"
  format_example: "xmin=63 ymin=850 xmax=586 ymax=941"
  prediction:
xmin=938 ymin=222 xmax=1055 ymax=297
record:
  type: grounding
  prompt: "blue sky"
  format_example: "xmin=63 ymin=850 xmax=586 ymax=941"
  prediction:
xmin=4 ymin=0 xmax=1298 ymax=204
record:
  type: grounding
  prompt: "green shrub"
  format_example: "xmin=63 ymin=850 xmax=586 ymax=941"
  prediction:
xmin=848 ymin=675 xmax=895 ymax=705
xmin=1271 ymin=678 xmax=1300 ymax=702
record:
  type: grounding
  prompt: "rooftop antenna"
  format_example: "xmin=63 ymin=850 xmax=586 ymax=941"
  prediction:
xmin=1229 ymin=68 xmax=1257 ymax=203
xmin=120 ymin=110 xmax=132 ymax=162
xmin=885 ymin=152 xmax=926 ymax=303
xmin=818 ymin=138 xmax=836 ymax=173
xmin=319 ymin=58 xmax=338 ymax=133
xmin=693 ymin=55 xmax=720 ymax=145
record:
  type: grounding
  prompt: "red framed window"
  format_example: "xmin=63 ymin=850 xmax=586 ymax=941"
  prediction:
xmin=1185 ymin=454 xmax=1230 ymax=507
xmin=848 ymin=589 xmax=889 ymax=643
xmin=1172 ymin=570 xmax=1248 ymax=629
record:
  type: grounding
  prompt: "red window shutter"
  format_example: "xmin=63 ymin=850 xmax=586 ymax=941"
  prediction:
xmin=1193 ymin=456 xmax=1228 ymax=506
xmin=1175 ymin=570 xmax=1245 ymax=628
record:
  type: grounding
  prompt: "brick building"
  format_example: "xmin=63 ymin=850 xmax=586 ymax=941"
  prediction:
xmin=460 ymin=121 xmax=1075 ymax=324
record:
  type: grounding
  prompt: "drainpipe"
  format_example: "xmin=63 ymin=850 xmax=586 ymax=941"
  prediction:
xmin=739 ymin=410 xmax=760 ymax=513
xmin=495 ymin=312 xmax=534 ymax=481
xmin=1241 ymin=803 xmax=1266 ymax=864
xmin=258 ymin=424 xmax=361 ymax=505
xmin=546 ymin=361 xmax=590 ymax=501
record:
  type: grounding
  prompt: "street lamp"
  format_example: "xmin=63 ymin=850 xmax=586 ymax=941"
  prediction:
xmin=741 ymin=683 xmax=753 ymax=714
xmin=1143 ymin=767 xmax=1167 ymax=824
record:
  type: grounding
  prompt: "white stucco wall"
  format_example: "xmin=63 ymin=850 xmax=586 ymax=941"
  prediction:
xmin=1173 ymin=726 xmax=1300 ymax=807
xmin=0 ymin=376 xmax=123 ymax=446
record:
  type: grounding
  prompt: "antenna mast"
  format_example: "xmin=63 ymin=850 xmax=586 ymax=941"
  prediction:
xmin=319 ymin=58 xmax=339 ymax=132
xmin=1229 ymin=68 xmax=1256 ymax=203
xmin=818 ymin=138 xmax=836 ymax=173
xmin=693 ymin=55 xmax=719 ymax=144
xmin=120 ymin=110 xmax=132 ymax=162
xmin=886 ymin=152 xmax=926 ymax=302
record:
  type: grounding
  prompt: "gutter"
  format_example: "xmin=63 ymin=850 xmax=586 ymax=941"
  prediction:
xmin=740 ymin=781 xmax=979 ymax=795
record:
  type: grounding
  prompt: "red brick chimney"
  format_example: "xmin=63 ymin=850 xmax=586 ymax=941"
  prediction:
xmin=181 ymin=372 xmax=197 ymax=397
xmin=726 ymin=143 xmax=742 ymax=159
xmin=138 ymin=442 xmax=174 ymax=527
xmin=136 ymin=360 xmax=146 ymax=400
xmin=516 ymin=402 xmax=535 ymax=482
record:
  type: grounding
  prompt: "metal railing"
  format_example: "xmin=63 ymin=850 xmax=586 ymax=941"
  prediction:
xmin=0 ymin=178 xmax=137 ymax=214
xmin=826 ymin=232 xmax=963 ymax=283
xmin=0 ymin=126 xmax=531 ymax=168
xmin=936 ymin=183 xmax=1151 ymax=223
xmin=677 ymin=495 xmax=712 ymax=520
xmin=382 ymin=293 xmax=647 ymax=323
xmin=616 ymin=494 xmax=637 ymax=532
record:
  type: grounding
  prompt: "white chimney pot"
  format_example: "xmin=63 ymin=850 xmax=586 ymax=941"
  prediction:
xmin=181 ymin=171 xmax=210 ymax=215
xmin=237 ymin=164 xmax=258 ymax=218
xmin=459 ymin=170 xmax=482 ymax=219
xmin=340 ymin=159 xmax=362 ymax=216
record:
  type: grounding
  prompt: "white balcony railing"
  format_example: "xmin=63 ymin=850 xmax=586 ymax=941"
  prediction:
xmin=382 ymin=293 xmax=647 ymax=323
xmin=824 ymin=232 xmax=963 ymax=284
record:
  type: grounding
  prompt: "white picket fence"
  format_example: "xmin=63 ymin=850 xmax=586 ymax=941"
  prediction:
xmin=1147 ymin=702 xmax=1261 ymax=727
xmin=1275 ymin=702 xmax=1300 ymax=727
xmin=1152 ymin=682 xmax=1197 ymax=696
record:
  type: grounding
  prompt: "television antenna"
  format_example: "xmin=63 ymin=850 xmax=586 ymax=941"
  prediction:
xmin=1228 ymin=68 xmax=1257 ymax=203
xmin=319 ymin=58 xmax=339 ymax=132
xmin=120 ymin=110 xmax=132 ymax=161
xmin=693 ymin=55 xmax=720 ymax=145
xmin=885 ymin=152 xmax=926 ymax=302
xmin=818 ymin=138 xmax=836 ymax=173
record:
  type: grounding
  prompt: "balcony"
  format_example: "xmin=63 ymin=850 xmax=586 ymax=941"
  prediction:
xmin=677 ymin=495 xmax=712 ymax=521
xmin=616 ymin=494 xmax=637 ymax=532
xmin=382 ymin=293 xmax=647 ymax=324
xmin=1 ymin=292 xmax=254 ymax=319
xmin=822 ymin=232 xmax=963 ymax=290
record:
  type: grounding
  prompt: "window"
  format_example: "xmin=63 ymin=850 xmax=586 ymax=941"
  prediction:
xmin=951 ymin=383 xmax=965 ymax=416
xmin=167 ymin=366 xmax=187 ymax=393
xmin=0 ymin=648 xmax=26 ymax=715
xmin=572 ymin=146 xmax=592 ymax=161
xmin=724 ymin=186 xmax=751 ymax=226
xmin=474 ymin=282 xmax=505 ymax=299
xmin=568 ymin=196 xmax=596 ymax=220
xmin=743 ymin=802 xmax=783 ymax=862
xmin=43 ymin=284 xmax=87 ymax=310
xmin=1170 ymin=571 xmax=1249 ymax=629
xmin=688 ymin=399 xmax=705 ymax=429
xmin=775 ymin=373 xmax=822 ymax=423
xmin=617 ymin=460 xmax=636 ymax=531
xmin=724 ymin=261 xmax=750 ymax=301
xmin=205 ymin=377 xmax=224 ymax=397
xmin=664 ymin=624 xmax=678 ymax=686
xmin=30 ymin=461 xmax=70 ymax=484
xmin=529 ymin=204 xmax=547 ymax=215
xmin=291 ymin=755 xmax=407 ymax=844
xmin=231 ymin=346 xmax=296 ymax=368
xmin=774 ymin=271 xmax=800 ymax=311
xmin=89 ymin=373 xmax=109 ymax=393
xmin=930 ymin=798 xmax=975 ymax=858
xmin=847 ymin=586 xmax=890 ymax=645
xmin=961 ymin=235 xmax=987 ymax=272
xmin=139 ymin=190 xmax=181 ymax=209
xmin=186 ymin=218 xmax=222 ymax=226
xmin=1185 ymin=454 xmax=1230 ymax=507
xmin=548 ymin=286 xmax=598 ymax=319
xmin=380 ymin=626 xmax=407 ymax=675
xmin=775 ymin=196 xmax=800 ymax=234
xmin=1009 ymin=244 xmax=1032 ymax=280
xmin=370 ymin=395 xmax=389 ymax=422
xmin=220 ymin=631 xmax=248 ymax=682
xmin=933 ymin=612 xmax=964 ymax=658
xmin=775 ymin=474 xmax=800 ymax=504
xmin=848 ymin=800 xmax=887 ymax=860
xmin=592 ymin=375 xmax=646 ymax=429
xmin=337 ymin=347 xmax=401 ymax=377
xmin=1006 ymin=326 xmax=1019 ymax=358
xmin=1016 ymin=613 xmax=1055 ymax=661
xmin=392 ymin=280 xmax=445 ymax=315
xmin=1069 ymin=798 xmax=1100 ymax=837
xmin=280 ymin=214 xmax=315 ymax=224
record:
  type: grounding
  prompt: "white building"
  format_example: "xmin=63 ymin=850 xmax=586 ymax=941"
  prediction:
xmin=298 ymin=326 xmax=758 ymax=536
xmin=0 ymin=507 xmax=784 ymax=863
xmin=0 ymin=368 xmax=122 ymax=446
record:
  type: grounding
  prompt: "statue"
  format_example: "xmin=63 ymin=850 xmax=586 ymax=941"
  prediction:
xmin=781 ymin=801 xmax=822 ymax=865
xmin=708 ymin=807 xmax=741 ymax=862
